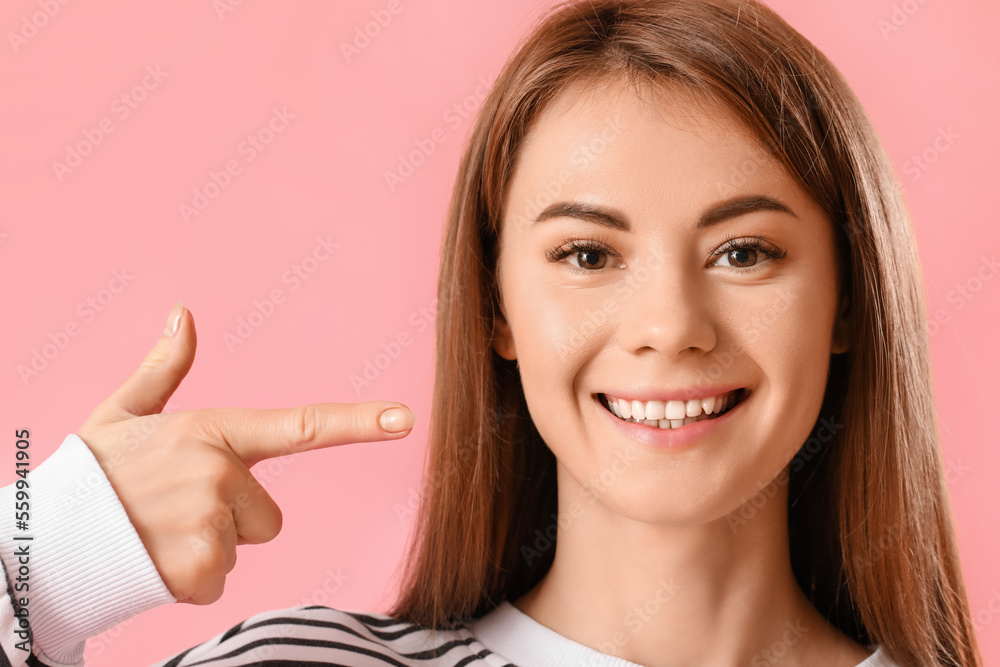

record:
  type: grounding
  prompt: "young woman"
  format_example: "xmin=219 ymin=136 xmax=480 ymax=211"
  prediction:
xmin=0 ymin=0 xmax=981 ymax=665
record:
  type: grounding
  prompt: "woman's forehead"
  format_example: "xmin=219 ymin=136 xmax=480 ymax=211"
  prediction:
xmin=515 ymin=78 xmax=781 ymax=182
xmin=527 ymin=75 xmax=761 ymax=150
xmin=505 ymin=76 xmax=795 ymax=225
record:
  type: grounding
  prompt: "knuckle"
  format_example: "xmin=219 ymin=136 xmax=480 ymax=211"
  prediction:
xmin=292 ymin=404 xmax=319 ymax=447
xmin=195 ymin=542 xmax=230 ymax=578
xmin=140 ymin=344 xmax=171 ymax=371
xmin=169 ymin=409 xmax=199 ymax=434
xmin=206 ymin=501 xmax=235 ymax=530
xmin=190 ymin=504 xmax=231 ymax=546
xmin=196 ymin=454 xmax=232 ymax=485
xmin=184 ymin=411 xmax=224 ymax=445
xmin=117 ymin=397 xmax=149 ymax=419
xmin=196 ymin=448 xmax=240 ymax=485
xmin=163 ymin=413 xmax=211 ymax=454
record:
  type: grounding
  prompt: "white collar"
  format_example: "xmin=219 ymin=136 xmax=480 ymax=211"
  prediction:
xmin=471 ymin=601 xmax=894 ymax=667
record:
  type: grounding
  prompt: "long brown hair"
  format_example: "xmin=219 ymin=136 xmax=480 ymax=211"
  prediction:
xmin=387 ymin=1 xmax=982 ymax=664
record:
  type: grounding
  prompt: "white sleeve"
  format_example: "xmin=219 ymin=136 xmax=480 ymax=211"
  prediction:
xmin=0 ymin=433 xmax=176 ymax=666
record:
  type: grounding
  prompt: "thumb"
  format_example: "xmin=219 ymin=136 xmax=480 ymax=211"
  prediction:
xmin=99 ymin=301 xmax=197 ymax=422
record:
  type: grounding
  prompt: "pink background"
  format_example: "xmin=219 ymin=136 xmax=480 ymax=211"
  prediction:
xmin=1 ymin=0 xmax=997 ymax=664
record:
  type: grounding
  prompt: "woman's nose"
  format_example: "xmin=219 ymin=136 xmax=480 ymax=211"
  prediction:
xmin=614 ymin=252 xmax=718 ymax=358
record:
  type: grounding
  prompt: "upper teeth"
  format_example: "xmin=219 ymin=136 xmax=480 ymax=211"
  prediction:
xmin=604 ymin=390 xmax=737 ymax=421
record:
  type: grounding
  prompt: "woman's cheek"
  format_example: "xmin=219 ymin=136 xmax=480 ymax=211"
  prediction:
xmin=513 ymin=286 xmax=605 ymax=426
xmin=520 ymin=282 xmax=606 ymax=362
xmin=757 ymin=290 xmax=834 ymax=458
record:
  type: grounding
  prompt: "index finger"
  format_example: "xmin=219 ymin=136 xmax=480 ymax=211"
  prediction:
xmin=197 ymin=401 xmax=416 ymax=468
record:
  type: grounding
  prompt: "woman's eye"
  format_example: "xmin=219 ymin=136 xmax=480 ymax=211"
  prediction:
xmin=711 ymin=239 xmax=787 ymax=272
xmin=569 ymin=246 xmax=610 ymax=270
xmin=546 ymin=237 xmax=785 ymax=274
xmin=715 ymin=246 xmax=759 ymax=269
xmin=545 ymin=240 xmax=620 ymax=272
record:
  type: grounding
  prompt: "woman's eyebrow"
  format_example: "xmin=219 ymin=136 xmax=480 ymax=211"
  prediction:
xmin=532 ymin=195 xmax=796 ymax=231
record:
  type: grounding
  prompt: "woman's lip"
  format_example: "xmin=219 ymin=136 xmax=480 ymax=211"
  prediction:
xmin=594 ymin=388 xmax=748 ymax=449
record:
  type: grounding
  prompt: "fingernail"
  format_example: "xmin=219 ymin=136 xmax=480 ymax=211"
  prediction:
xmin=379 ymin=407 xmax=415 ymax=433
xmin=164 ymin=301 xmax=184 ymax=337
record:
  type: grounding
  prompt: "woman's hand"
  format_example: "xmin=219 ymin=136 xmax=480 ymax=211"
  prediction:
xmin=75 ymin=302 xmax=416 ymax=606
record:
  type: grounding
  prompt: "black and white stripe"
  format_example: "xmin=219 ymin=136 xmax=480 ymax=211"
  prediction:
xmin=147 ymin=605 xmax=517 ymax=667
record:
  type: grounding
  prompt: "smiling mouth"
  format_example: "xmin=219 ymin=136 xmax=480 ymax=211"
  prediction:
xmin=597 ymin=388 xmax=747 ymax=430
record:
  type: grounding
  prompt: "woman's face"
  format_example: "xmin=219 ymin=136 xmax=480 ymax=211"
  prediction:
xmin=492 ymin=78 xmax=850 ymax=525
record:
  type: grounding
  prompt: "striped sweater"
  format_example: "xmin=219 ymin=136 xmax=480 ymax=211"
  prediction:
xmin=0 ymin=434 xmax=902 ymax=667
